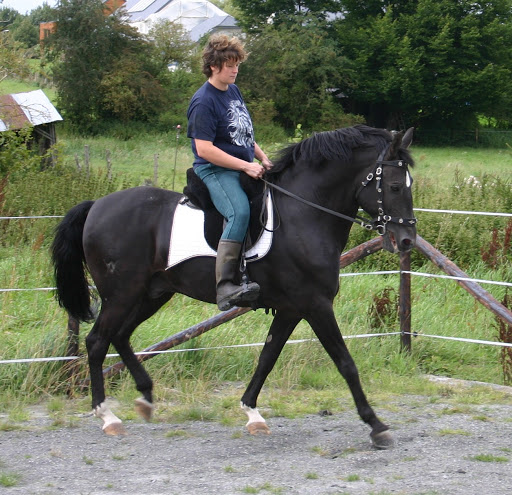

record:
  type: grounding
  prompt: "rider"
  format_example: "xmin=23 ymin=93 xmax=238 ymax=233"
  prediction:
xmin=187 ymin=34 xmax=273 ymax=311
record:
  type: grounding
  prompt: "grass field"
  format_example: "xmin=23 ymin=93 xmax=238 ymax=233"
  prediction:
xmin=0 ymin=78 xmax=57 ymax=104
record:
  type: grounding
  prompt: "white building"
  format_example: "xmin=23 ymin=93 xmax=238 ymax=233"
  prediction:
xmin=124 ymin=0 xmax=240 ymax=41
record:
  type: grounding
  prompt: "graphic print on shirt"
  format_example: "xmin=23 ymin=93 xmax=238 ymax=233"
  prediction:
xmin=227 ymin=100 xmax=254 ymax=148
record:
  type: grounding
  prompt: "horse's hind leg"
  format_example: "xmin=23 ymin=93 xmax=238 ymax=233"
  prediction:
xmin=240 ymin=311 xmax=300 ymax=434
xmin=86 ymin=293 xmax=173 ymax=434
xmin=306 ymin=304 xmax=393 ymax=449
xmin=110 ymin=293 xmax=175 ymax=422
xmin=86 ymin=313 xmax=126 ymax=435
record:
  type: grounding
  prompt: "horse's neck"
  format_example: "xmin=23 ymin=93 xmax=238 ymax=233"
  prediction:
xmin=277 ymin=159 xmax=360 ymax=213
xmin=274 ymin=162 xmax=360 ymax=251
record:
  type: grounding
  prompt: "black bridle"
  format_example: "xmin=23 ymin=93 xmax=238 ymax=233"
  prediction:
xmin=262 ymin=146 xmax=417 ymax=235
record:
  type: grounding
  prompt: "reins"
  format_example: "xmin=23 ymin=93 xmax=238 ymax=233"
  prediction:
xmin=261 ymin=179 xmax=374 ymax=230
xmin=261 ymin=146 xmax=417 ymax=235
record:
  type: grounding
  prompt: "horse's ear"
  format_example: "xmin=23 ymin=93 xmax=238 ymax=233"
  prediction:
xmin=387 ymin=130 xmax=403 ymax=158
xmin=402 ymin=127 xmax=414 ymax=149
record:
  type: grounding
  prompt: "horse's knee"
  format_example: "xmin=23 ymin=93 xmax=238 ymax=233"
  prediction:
xmin=85 ymin=333 xmax=108 ymax=363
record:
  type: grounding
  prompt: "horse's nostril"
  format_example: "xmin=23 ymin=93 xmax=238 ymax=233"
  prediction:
xmin=401 ymin=238 xmax=416 ymax=250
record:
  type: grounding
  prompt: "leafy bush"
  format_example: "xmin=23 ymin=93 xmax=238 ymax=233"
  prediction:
xmin=0 ymin=156 xmax=133 ymax=248
xmin=0 ymin=128 xmax=43 ymax=177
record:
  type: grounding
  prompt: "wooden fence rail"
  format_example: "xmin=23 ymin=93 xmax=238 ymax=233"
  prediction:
xmin=62 ymin=235 xmax=512 ymax=380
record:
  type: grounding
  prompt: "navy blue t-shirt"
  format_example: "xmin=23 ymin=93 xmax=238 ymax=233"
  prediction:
xmin=187 ymin=81 xmax=255 ymax=167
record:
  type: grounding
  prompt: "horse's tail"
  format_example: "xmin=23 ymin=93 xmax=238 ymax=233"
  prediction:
xmin=51 ymin=200 xmax=96 ymax=322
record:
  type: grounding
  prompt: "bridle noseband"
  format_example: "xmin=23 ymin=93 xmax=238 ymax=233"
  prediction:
xmin=355 ymin=147 xmax=417 ymax=234
xmin=262 ymin=145 xmax=417 ymax=235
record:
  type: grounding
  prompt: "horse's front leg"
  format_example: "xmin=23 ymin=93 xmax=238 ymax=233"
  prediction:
xmin=305 ymin=303 xmax=393 ymax=449
xmin=241 ymin=311 xmax=300 ymax=434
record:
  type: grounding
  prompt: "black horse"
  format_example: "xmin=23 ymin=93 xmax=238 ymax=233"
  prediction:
xmin=52 ymin=125 xmax=416 ymax=448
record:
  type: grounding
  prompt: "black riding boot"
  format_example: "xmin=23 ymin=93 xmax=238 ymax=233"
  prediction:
xmin=215 ymin=240 xmax=260 ymax=311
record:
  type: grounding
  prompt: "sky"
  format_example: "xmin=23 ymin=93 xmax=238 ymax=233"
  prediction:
xmin=2 ymin=0 xmax=59 ymax=15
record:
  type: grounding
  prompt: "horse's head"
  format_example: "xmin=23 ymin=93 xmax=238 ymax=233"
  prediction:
xmin=356 ymin=127 xmax=416 ymax=253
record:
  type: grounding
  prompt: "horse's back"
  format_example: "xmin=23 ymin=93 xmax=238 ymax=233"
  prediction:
xmin=83 ymin=187 xmax=181 ymax=275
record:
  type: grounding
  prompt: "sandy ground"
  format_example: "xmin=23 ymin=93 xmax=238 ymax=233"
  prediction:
xmin=1 ymin=380 xmax=512 ymax=495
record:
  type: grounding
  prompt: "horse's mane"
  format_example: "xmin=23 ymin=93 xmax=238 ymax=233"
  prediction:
xmin=269 ymin=125 xmax=411 ymax=175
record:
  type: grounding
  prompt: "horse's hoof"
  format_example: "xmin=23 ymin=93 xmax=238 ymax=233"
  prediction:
xmin=103 ymin=422 xmax=127 ymax=436
xmin=247 ymin=422 xmax=270 ymax=435
xmin=371 ymin=429 xmax=394 ymax=449
xmin=134 ymin=398 xmax=154 ymax=422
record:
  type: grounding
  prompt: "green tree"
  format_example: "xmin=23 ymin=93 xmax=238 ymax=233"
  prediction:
xmin=46 ymin=0 xmax=163 ymax=132
xmin=237 ymin=17 xmax=362 ymax=131
xmin=147 ymin=18 xmax=196 ymax=70
xmin=334 ymin=0 xmax=512 ymax=130
xmin=29 ymin=3 xmax=58 ymax=24
xmin=233 ymin=0 xmax=343 ymax=30
xmin=11 ymin=16 xmax=38 ymax=49
xmin=0 ymin=5 xmax=19 ymax=29
xmin=99 ymin=56 xmax=167 ymax=123
xmin=0 ymin=30 xmax=30 ymax=82
xmin=1 ymin=3 xmax=56 ymax=49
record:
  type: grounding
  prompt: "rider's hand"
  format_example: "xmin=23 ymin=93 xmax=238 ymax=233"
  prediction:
xmin=261 ymin=157 xmax=273 ymax=171
xmin=244 ymin=162 xmax=266 ymax=180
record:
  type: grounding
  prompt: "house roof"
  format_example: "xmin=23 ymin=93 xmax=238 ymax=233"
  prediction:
xmin=125 ymin=0 xmax=172 ymax=22
xmin=0 ymin=90 xmax=63 ymax=132
xmin=123 ymin=0 xmax=239 ymax=40
xmin=189 ymin=14 xmax=238 ymax=41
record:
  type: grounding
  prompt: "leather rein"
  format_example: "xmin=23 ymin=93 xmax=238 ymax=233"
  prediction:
xmin=262 ymin=146 xmax=417 ymax=235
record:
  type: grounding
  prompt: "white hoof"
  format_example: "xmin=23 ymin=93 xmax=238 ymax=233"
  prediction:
xmin=241 ymin=402 xmax=270 ymax=434
xmin=94 ymin=402 xmax=125 ymax=435
xmin=247 ymin=421 xmax=270 ymax=435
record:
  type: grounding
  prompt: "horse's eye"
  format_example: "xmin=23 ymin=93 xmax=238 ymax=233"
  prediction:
xmin=390 ymin=183 xmax=402 ymax=192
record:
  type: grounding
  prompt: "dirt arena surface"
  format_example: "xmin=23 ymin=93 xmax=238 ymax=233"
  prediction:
xmin=1 ymin=380 xmax=512 ymax=495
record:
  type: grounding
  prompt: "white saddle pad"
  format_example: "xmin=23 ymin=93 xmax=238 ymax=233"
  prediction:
xmin=166 ymin=191 xmax=274 ymax=269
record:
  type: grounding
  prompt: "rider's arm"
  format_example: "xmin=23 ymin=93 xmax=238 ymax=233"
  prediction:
xmin=194 ymin=139 xmax=264 ymax=180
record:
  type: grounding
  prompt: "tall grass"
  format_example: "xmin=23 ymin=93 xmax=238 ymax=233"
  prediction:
xmin=1 ymin=132 xmax=512 ymax=417
xmin=0 ymin=247 xmax=507 ymax=413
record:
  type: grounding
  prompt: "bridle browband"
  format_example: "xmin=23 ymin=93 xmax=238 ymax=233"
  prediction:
xmin=262 ymin=145 xmax=417 ymax=235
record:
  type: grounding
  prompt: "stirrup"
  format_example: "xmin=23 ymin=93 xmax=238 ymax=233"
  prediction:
xmin=217 ymin=281 xmax=260 ymax=311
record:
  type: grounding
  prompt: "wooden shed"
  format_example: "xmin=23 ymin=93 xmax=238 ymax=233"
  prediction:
xmin=0 ymin=89 xmax=63 ymax=157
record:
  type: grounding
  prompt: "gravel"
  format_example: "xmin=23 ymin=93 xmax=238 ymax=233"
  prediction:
xmin=1 ymin=382 xmax=512 ymax=495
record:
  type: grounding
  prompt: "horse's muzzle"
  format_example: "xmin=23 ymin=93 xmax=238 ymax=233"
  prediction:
xmin=382 ymin=230 xmax=416 ymax=254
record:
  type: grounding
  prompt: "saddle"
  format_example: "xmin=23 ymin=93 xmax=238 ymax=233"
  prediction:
xmin=182 ymin=168 xmax=269 ymax=252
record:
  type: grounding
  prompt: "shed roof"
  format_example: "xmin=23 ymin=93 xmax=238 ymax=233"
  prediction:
xmin=0 ymin=90 xmax=63 ymax=132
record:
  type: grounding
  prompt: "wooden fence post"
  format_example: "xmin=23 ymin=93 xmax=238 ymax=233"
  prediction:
xmin=153 ymin=154 xmax=159 ymax=186
xmin=399 ymin=251 xmax=412 ymax=352
xmin=106 ymin=149 xmax=112 ymax=180
xmin=65 ymin=315 xmax=81 ymax=390
xmin=84 ymin=145 xmax=90 ymax=178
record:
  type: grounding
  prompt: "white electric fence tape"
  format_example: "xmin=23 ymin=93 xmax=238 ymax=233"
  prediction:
xmin=2 ymin=207 xmax=512 ymax=364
